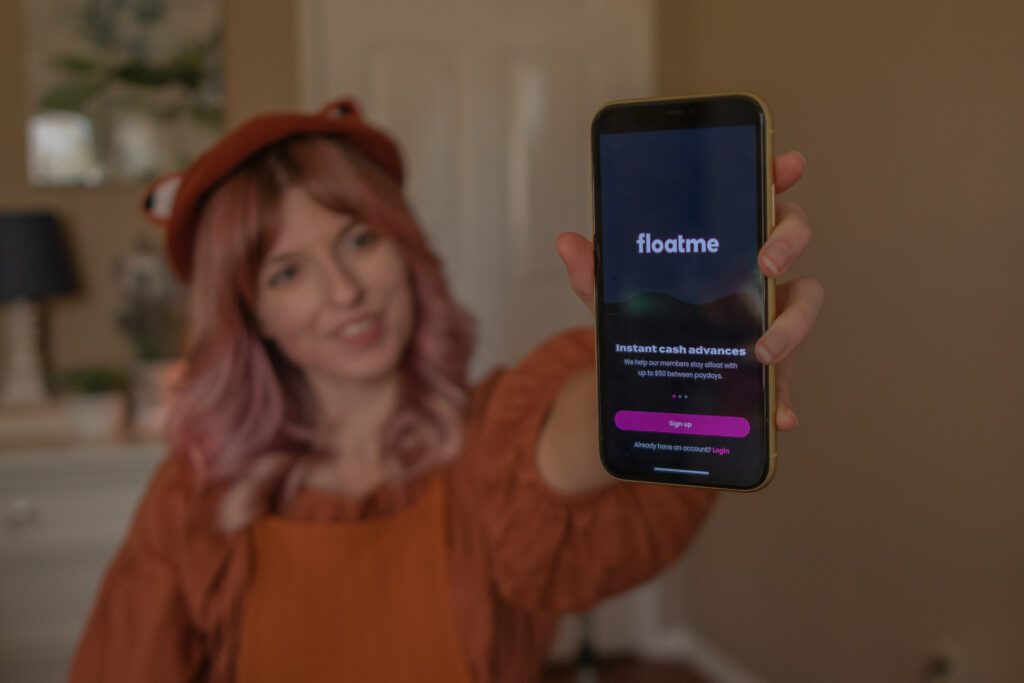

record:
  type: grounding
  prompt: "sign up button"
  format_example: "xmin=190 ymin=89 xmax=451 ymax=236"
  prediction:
xmin=614 ymin=410 xmax=750 ymax=438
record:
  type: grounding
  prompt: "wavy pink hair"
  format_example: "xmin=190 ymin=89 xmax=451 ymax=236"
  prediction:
xmin=164 ymin=135 xmax=475 ymax=524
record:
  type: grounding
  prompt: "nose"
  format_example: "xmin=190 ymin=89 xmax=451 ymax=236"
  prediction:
xmin=322 ymin=258 xmax=363 ymax=307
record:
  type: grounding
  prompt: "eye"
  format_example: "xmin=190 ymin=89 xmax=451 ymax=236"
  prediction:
xmin=267 ymin=263 xmax=299 ymax=288
xmin=349 ymin=225 xmax=379 ymax=249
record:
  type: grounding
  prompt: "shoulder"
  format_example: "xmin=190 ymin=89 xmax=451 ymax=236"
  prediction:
xmin=129 ymin=451 xmax=249 ymax=625
xmin=129 ymin=454 xmax=197 ymax=548
xmin=126 ymin=451 xmax=237 ymax=569
xmin=71 ymin=453 xmax=247 ymax=681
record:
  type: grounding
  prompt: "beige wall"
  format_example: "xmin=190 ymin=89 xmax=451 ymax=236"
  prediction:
xmin=0 ymin=0 xmax=298 ymax=372
xmin=658 ymin=1 xmax=1024 ymax=680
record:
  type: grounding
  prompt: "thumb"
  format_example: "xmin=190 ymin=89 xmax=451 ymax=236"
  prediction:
xmin=555 ymin=232 xmax=596 ymax=315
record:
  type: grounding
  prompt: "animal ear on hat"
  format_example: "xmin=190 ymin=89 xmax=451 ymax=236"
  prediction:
xmin=141 ymin=172 xmax=184 ymax=227
xmin=319 ymin=97 xmax=363 ymax=120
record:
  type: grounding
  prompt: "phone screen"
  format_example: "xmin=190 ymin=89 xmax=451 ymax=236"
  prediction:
xmin=592 ymin=96 xmax=773 ymax=489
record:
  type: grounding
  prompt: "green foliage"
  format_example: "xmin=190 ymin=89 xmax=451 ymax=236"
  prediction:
xmin=52 ymin=54 xmax=101 ymax=74
xmin=40 ymin=77 xmax=111 ymax=111
xmin=57 ymin=366 xmax=129 ymax=394
xmin=39 ymin=6 xmax=223 ymax=129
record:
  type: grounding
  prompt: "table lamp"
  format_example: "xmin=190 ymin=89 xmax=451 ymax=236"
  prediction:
xmin=0 ymin=212 xmax=76 ymax=408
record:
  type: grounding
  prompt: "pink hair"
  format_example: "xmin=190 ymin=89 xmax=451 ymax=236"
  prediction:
xmin=164 ymin=135 xmax=475 ymax=525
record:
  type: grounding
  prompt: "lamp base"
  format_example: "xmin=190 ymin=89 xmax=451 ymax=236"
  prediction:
xmin=2 ymin=299 xmax=49 ymax=408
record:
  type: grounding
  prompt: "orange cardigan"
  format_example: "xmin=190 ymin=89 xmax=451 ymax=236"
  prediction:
xmin=71 ymin=327 xmax=717 ymax=682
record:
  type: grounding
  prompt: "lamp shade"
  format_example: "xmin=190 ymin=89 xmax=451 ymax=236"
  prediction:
xmin=0 ymin=212 xmax=76 ymax=301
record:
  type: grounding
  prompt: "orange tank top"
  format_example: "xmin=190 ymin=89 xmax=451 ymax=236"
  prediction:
xmin=235 ymin=470 xmax=474 ymax=682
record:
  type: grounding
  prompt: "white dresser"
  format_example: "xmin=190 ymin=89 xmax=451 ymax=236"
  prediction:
xmin=0 ymin=441 xmax=163 ymax=682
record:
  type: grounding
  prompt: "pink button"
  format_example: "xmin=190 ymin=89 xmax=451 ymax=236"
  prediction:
xmin=614 ymin=410 xmax=750 ymax=438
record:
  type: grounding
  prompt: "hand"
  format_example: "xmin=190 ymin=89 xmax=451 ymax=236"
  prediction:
xmin=555 ymin=150 xmax=824 ymax=433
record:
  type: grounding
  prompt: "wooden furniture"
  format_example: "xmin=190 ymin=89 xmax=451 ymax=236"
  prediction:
xmin=0 ymin=440 xmax=163 ymax=682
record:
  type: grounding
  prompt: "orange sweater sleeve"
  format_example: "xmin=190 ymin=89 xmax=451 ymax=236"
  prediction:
xmin=473 ymin=326 xmax=718 ymax=614
xmin=70 ymin=456 xmax=206 ymax=683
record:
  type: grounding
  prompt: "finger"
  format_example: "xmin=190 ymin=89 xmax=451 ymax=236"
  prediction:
xmin=774 ymin=151 xmax=806 ymax=194
xmin=555 ymin=231 xmax=596 ymax=314
xmin=755 ymin=277 xmax=825 ymax=366
xmin=774 ymin=357 xmax=799 ymax=431
xmin=759 ymin=201 xmax=811 ymax=278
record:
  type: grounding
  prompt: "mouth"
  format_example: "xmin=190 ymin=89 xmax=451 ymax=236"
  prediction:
xmin=330 ymin=312 xmax=384 ymax=347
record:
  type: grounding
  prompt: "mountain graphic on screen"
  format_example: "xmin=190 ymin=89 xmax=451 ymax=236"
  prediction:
xmin=603 ymin=290 xmax=761 ymax=339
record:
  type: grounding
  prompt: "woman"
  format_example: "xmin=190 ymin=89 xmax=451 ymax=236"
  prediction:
xmin=71 ymin=97 xmax=823 ymax=682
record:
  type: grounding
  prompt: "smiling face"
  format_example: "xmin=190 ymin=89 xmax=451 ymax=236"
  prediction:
xmin=254 ymin=185 xmax=415 ymax=388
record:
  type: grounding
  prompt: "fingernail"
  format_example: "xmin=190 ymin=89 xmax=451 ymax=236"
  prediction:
xmin=756 ymin=334 xmax=787 ymax=364
xmin=762 ymin=243 xmax=789 ymax=276
xmin=787 ymin=407 xmax=798 ymax=427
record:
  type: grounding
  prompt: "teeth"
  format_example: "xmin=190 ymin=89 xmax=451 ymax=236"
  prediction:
xmin=340 ymin=317 xmax=375 ymax=338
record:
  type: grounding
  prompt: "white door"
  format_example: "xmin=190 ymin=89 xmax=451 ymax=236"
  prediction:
xmin=297 ymin=0 xmax=655 ymax=378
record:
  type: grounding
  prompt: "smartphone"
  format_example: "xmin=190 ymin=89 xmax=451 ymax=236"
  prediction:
xmin=591 ymin=93 xmax=776 ymax=491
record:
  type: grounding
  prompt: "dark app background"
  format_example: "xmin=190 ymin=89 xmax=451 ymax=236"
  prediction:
xmin=597 ymin=124 xmax=768 ymax=487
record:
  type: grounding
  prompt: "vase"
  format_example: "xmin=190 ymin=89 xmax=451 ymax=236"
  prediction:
xmin=66 ymin=391 xmax=129 ymax=441
xmin=131 ymin=358 xmax=184 ymax=439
